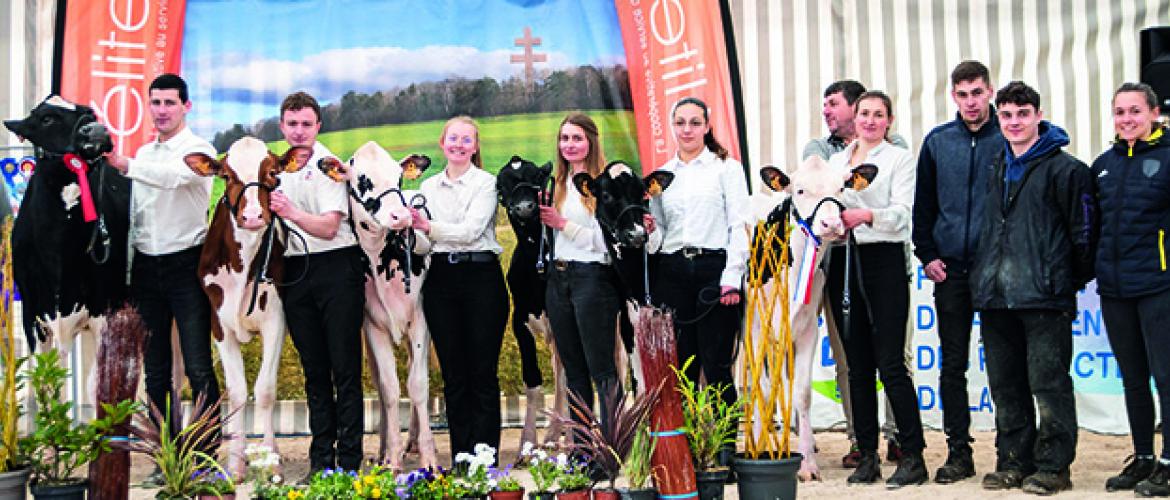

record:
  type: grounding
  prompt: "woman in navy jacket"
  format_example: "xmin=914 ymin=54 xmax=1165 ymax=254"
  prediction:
xmin=1093 ymin=82 xmax=1170 ymax=496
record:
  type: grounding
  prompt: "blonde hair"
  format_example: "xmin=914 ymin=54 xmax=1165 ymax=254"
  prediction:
xmin=554 ymin=112 xmax=605 ymax=213
xmin=439 ymin=115 xmax=483 ymax=169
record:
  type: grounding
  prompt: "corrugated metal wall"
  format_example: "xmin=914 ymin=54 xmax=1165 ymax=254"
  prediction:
xmin=729 ymin=0 xmax=1170 ymax=173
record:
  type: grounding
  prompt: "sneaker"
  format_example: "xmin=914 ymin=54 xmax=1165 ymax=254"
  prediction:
xmin=1021 ymin=470 xmax=1072 ymax=496
xmin=1105 ymin=455 xmax=1156 ymax=491
xmin=842 ymin=444 xmax=862 ymax=468
xmin=1136 ymin=460 xmax=1170 ymax=497
xmin=885 ymin=439 xmax=904 ymax=463
xmin=934 ymin=444 xmax=976 ymax=484
xmin=846 ymin=451 xmax=881 ymax=484
xmin=886 ymin=451 xmax=928 ymax=489
xmin=982 ymin=470 xmax=1027 ymax=490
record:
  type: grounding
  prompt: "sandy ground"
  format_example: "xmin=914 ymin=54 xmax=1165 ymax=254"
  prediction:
xmin=115 ymin=427 xmax=1141 ymax=499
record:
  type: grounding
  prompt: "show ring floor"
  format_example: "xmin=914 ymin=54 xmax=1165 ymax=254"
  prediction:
xmin=124 ymin=428 xmax=1137 ymax=499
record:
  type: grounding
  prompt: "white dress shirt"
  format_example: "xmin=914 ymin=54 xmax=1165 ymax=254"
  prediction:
xmin=552 ymin=180 xmax=608 ymax=263
xmin=827 ymin=140 xmax=916 ymax=244
xmin=276 ymin=142 xmax=356 ymax=256
xmin=649 ymin=148 xmax=751 ymax=288
xmin=418 ymin=166 xmax=503 ymax=254
xmin=127 ymin=125 xmax=215 ymax=256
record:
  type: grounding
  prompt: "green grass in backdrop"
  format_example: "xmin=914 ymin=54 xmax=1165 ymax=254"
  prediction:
xmin=211 ymin=110 xmax=639 ymax=399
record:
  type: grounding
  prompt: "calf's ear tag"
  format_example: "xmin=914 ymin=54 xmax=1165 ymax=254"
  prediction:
xmin=850 ymin=172 xmax=870 ymax=190
xmin=647 ymin=179 xmax=662 ymax=197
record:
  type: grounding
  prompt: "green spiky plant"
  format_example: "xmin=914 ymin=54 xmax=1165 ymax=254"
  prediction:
xmin=114 ymin=393 xmax=233 ymax=499
xmin=0 ymin=216 xmax=23 ymax=474
xmin=672 ymin=356 xmax=744 ymax=471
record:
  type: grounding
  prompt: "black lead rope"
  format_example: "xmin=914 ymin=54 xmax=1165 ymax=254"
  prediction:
xmin=536 ymin=177 xmax=555 ymax=275
xmin=86 ymin=159 xmax=111 ymax=264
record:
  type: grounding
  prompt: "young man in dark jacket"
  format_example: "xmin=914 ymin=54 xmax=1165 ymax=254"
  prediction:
xmin=972 ymin=81 xmax=1097 ymax=495
xmin=912 ymin=60 xmax=1000 ymax=484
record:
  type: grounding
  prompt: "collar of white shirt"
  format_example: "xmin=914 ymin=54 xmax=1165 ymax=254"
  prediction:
xmin=667 ymin=147 xmax=717 ymax=171
xmin=842 ymin=139 xmax=891 ymax=161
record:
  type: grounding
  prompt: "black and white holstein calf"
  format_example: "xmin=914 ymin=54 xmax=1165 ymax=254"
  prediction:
xmin=3 ymin=96 xmax=130 ymax=368
xmin=496 ymin=156 xmax=565 ymax=446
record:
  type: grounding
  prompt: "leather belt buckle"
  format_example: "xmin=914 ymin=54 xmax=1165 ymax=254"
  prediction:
xmin=682 ymin=246 xmax=701 ymax=259
xmin=553 ymin=259 xmax=569 ymax=272
xmin=446 ymin=252 xmax=466 ymax=264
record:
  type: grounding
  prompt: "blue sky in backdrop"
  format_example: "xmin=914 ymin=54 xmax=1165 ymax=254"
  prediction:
xmin=181 ymin=0 xmax=627 ymax=138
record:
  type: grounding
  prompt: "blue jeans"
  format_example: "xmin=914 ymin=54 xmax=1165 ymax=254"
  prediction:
xmin=546 ymin=261 xmax=620 ymax=428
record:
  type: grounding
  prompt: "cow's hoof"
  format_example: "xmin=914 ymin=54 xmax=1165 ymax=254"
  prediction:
xmin=798 ymin=464 xmax=822 ymax=482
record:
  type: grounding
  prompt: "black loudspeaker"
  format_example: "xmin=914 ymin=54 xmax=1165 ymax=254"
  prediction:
xmin=1141 ymin=27 xmax=1170 ymax=111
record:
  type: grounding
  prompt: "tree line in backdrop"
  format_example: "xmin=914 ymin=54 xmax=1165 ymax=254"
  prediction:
xmin=212 ymin=65 xmax=633 ymax=151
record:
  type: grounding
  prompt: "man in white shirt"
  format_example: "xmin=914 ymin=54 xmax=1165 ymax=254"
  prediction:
xmin=105 ymin=74 xmax=220 ymax=468
xmin=268 ymin=92 xmax=365 ymax=479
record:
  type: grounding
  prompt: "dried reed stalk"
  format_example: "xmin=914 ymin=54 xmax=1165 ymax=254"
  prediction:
xmin=88 ymin=305 xmax=149 ymax=500
xmin=630 ymin=304 xmax=696 ymax=498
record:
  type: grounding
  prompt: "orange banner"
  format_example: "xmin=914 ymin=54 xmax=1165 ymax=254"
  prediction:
xmin=614 ymin=0 xmax=741 ymax=172
xmin=59 ymin=0 xmax=188 ymax=156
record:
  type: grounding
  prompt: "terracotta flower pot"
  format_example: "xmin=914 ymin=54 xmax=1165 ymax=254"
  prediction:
xmin=489 ymin=490 xmax=525 ymax=500
xmin=555 ymin=490 xmax=590 ymax=500
xmin=198 ymin=494 xmax=236 ymax=500
xmin=591 ymin=488 xmax=620 ymax=500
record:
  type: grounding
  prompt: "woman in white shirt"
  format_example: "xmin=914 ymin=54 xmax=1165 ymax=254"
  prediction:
xmin=647 ymin=97 xmax=749 ymax=438
xmin=824 ymin=91 xmax=926 ymax=486
xmin=537 ymin=112 xmax=621 ymax=429
xmin=411 ymin=115 xmax=508 ymax=463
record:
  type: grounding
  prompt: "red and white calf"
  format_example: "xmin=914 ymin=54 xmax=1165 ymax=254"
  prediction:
xmin=183 ymin=137 xmax=311 ymax=478
xmin=745 ymin=155 xmax=876 ymax=481
xmin=319 ymin=141 xmax=438 ymax=470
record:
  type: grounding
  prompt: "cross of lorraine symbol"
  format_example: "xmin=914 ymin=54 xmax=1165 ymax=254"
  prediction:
xmin=511 ymin=26 xmax=547 ymax=85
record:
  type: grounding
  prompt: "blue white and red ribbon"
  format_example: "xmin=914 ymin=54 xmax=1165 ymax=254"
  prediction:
xmin=792 ymin=220 xmax=820 ymax=305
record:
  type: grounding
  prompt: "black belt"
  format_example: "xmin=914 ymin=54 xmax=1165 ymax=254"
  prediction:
xmin=671 ymin=246 xmax=726 ymax=259
xmin=434 ymin=251 xmax=497 ymax=264
xmin=551 ymin=259 xmax=607 ymax=272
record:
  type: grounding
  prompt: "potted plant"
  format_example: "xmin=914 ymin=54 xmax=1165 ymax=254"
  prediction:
xmin=735 ymin=219 xmax=804 ymax=500
xmin=551 ymin=383 xmax=662 ymax=500
xmin=673 ymin=357 xmax=743 ymax=500
xmin=455 ymin=443 xmax=496 ymax=499
xmin=0 ymin=226 xmax=29 ymax=500
xmin=191 ymin=469 xmax=235 ymax=499
xmin=19 ymin=349 xmax=137 ymax=500
xmin=487 ymin=465 xmax=523 ymax=500
xmin=113 ymin=393 xmax=230 ymax=499
xmin=244 ymin=444 xmax=293 ymax=500
xmin=553 ymin=457 xmax=590 ymax=500
xmin=618 ymin=425 xmax=657 ymax=500
xmin=520 ymin=442 xmax=560 ymax=500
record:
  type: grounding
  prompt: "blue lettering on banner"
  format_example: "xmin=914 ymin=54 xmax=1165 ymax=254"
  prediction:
xmin=820 ymin=335 xmax=835 ymax=367
xmin=915 ymin=266 xmax=928 ymax=290
xmin=1072 ymin=309 xmax=1103 ymax=336
xmin=977 ymin=345 xmax=986 ymax=372
xmin=917 ymin=305 xmax=935 ymax=330
xmin=976 ymin=387 xmax=993 ymax=413
xmin=917 ymin=345 xmax=935 ymax=371
xmin=918 ymin=385 xmax=935 ymax=410
xmin=1074 ymin=351 xmax=1120 ymax=378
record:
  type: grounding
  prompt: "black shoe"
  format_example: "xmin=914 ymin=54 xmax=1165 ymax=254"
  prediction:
xmin=885 ymin=439 xmax=904 ymax=463
xmin=846 ymin=451 xmax=881 ymax=484
xmin=934 ymin=444 xmax=976 ymax=484
xmin=1136 ymin=460 xmax=1170 ymax=497
xmin=886 ymin=451 xmax=928 ymax=489
xmin=141 ymin=466 xmax=165 ymax=487
xmin=1105 ymin=455 xmax=1157 ymax=491
xmin=982 ymin=470 xmax=1027 ymax=490
xmin=1021 ymin=470 xmax=1072 ymax=496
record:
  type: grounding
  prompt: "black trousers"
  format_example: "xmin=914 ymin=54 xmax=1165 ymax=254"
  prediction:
xmin=826 ymin=242 xmax=924 ymax=454
xmin=283 ymin=246 xmax=366 ymax=471
xmin=546 ymin=262 xmax=620 ymax=429
xmin=134 ymin=245 xmax=221 ymax=425
xmin=1101 ymin=287 xmax=1170 ymax=459
xmin=651 ymin=252 xmax=740 ymax=408
xmin=980 ymin=309 xmax=1077 ymax=473
xmin=933 ymin=273 xmax=975 ymax=446
xmin=423 ymin=257 xmax=509 ymax=463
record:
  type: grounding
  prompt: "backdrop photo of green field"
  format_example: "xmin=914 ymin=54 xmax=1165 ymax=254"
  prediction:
xmin=209 ymin=109 xmax=640 ymax=401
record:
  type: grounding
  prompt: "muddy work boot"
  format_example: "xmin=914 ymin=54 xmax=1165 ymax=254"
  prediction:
xmin=1021 ymin=470 xmax=1072 ymax=496
xmin=934 ymin=443 xmax=976 ymax=484
xmin=982 ymin=469 xmax=1027 ymax=491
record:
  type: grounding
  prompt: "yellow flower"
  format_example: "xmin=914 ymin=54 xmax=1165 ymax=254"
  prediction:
xmin=353 ymin=479 xmax=362 ymax=490
xmin=286 ymin=491 xmax=303 ymax=500
xmin=371 ymin=487 xmax=383 ymax=498
xmin=364 ymin=475 xmax=375 ymax=486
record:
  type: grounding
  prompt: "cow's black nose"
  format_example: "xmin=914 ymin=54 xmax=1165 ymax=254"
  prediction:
xmin=626 ymin=231 xmax=646 ymax=248
xmin=512 ymin=200 xmax=535 ymax=218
